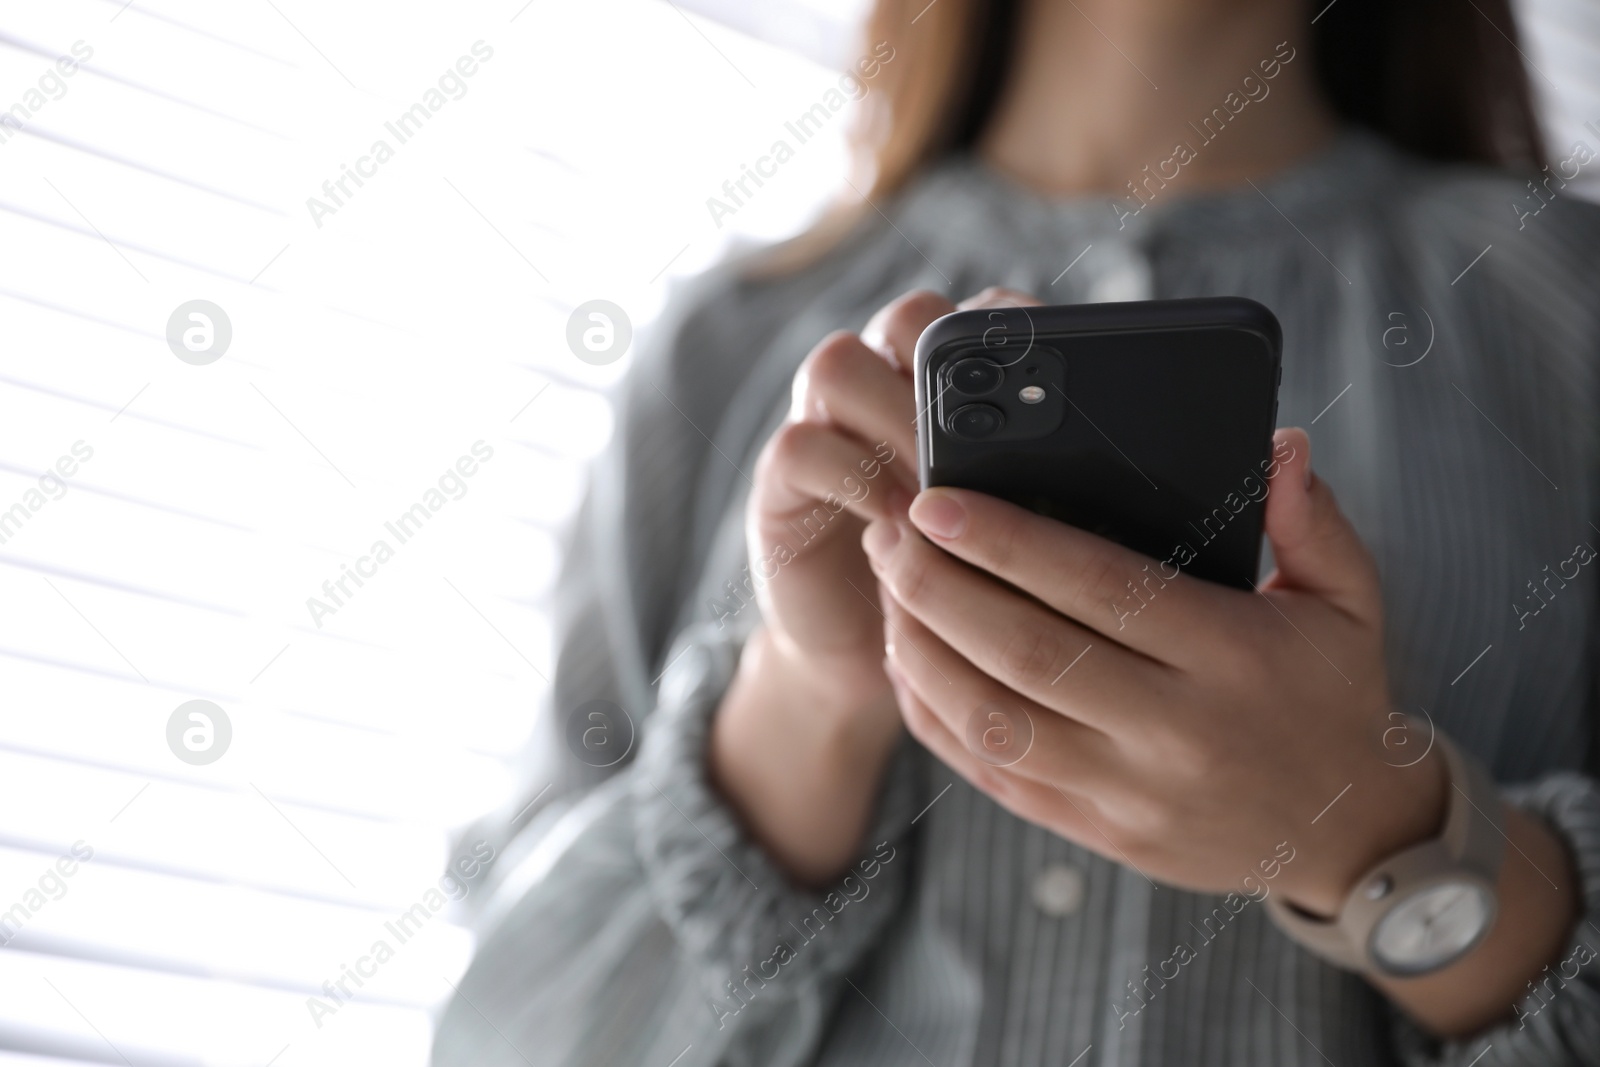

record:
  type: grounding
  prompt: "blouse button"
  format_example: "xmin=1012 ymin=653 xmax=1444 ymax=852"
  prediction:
xmin=1031 ymin=864 xmax=1085 ymax=917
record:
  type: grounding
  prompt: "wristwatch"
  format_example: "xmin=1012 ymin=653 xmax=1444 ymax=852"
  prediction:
xmin=1266 ymin=728 xmax=1504 ymax=977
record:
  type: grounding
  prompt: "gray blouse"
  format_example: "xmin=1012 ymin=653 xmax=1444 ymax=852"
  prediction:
xmin=431 ymin=131 xmax=1600 ymax=1067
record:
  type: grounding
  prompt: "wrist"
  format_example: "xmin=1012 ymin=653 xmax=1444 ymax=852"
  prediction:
xmin=1286 ymin=728 xmax=1451 ymax=917
xmin=710 ymin=627 xmax=904 ymax=885
xmin=1372 ymin=805 xmax=1580 ymax=1037
xmin=756 ymin=627 xmax=903 ymax=754
xmin=1268 ymin=725 xmax=1515 ymax=989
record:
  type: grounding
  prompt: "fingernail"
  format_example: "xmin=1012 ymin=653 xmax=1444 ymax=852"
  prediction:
xmin=957 ymin=287 xmax=1026 ymax=310
xmin=910 ymin=491 xmax=966 ymax=540
xmin=958 ymin=295 xmax=1012 ymax=311
xmin=863 ymin=520 xmax=902 ymax=561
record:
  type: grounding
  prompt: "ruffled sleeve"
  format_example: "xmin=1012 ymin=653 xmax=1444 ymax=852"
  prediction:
xmin=432 ymin=622 xmax=919 ymax=1067
xmin=631 ymin=623 xmax=920 ymax=1024
xmin=1390 ymin=772 xmax=1600 ymax=1065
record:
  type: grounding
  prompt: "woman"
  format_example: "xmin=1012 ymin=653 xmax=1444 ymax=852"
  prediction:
xmin=433 ymin=0 xmax=1600 ymax=1063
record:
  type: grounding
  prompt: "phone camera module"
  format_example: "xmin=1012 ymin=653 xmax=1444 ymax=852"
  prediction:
xmin=948 ymin=357 xmax=1003 ymax=396
xmin=948 ymin=403 xmax=1005 ymax=440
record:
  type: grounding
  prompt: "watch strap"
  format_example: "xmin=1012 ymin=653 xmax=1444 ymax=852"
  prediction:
xmin=1265 ymin=725 xmax=1504 ymax=974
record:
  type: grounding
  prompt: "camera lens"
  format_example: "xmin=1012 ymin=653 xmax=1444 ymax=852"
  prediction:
xmin=948 ymin=357 xmax=1003 ymax=396
xmin=948 ymin=403 xmax=1004 ymax=440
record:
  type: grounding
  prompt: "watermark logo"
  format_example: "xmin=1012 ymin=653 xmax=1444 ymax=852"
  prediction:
xmin=564 ymin=699 xmax=634 ymax=768
xmin=704 ymin=41 xmax=896 ymax=229
xmin=965 ymin=700 xmax=1034 ymax=767
xmin=166 ymin=300 xmax=232 ymax=365
xmin=166 ymin=699 xmax=232 ymax=765
xmin=303 ymin=442 xmax=495 ymax=629
xmin=0 ymin=841 xmax=94 ymax=947
xmin=304 ymin=41 xmax=495 ymax=229
xmin=0 ymin=440 xmax=93 ymax=547
xmin=1511 ymin=135 xmax=1597 ymax=230
xmin=709 ymin=442 xmax=896 ymax=629
xmin=1514 ymin=538 xmax=1596 ymax=631
xmin=1111 ymin=841 xmax=1296 ymax=1029
xmin=977 ymin=305 xmax=1037 ymax=367
xmin=0 ymin=40 xmax=93 ymax=147
xmin=1379 ymin=709 xmax=1435 ymax=768
xmin=307 ymin=840 xmax=496 ymax=1030
xmin=566 ymin=299 xmax=632 ymax=365
xmin=1112 ymin=41 xmax=1297 ymax=229
xmin=708 ymin=840 xmax=897 ymax=1029
xmin=1379 ymin=305 xmax=1434 ymax=368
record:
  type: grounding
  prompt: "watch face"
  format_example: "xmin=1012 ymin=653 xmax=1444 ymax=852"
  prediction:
xmin=1371 ymin=882 xmax=1494 ymax=975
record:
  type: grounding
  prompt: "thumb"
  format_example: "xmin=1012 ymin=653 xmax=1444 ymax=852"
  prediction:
xmin=1261 ymin=428 xmax=1381 ymax=622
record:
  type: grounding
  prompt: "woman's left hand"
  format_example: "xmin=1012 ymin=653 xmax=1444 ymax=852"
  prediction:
xmin=866 ymin=426 xmax=1447 ymax=916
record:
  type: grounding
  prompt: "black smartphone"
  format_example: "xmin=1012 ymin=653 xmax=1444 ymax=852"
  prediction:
xmin=913 ymin=297 xmax=1282 ymax=589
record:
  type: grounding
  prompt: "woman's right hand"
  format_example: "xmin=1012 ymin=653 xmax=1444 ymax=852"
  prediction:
xmin=707 ymin=289 xmax=957 ymax=884
xmin=744 ymin=289 xmax=955 ymax=708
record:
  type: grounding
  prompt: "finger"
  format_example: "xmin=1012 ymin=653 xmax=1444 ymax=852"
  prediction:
xmin=863 ymin=519 xmax=1172 ymax=733
xmin=890 ymin=655 xmax=1170 ymax=888
xmin=881 ymin=591 xmax=1126 ymax=792
xmin=956 ymin=286 xmax=1045 ymax=310
xmin=904 ymin=486 xmax=1224 ymax=662
xmin=792 ymin=331 xmax=919 ymax=473
xmin=877 ymin=560 xmax=1139 ymax=743
xmin=753 ymin=423 xmax=914 ymax=537
xmin=860 ymin=290 xmax=956 ymax=373
xmin=889 ymin=667 xmax=1165 ymax=880
xmin=1261 ymin=429 xmax=1382 ymax=623
xmin=887 ymin=661 xmax=1103 ymax=837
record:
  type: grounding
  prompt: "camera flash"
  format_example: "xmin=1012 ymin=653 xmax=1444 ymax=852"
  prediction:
xmin=1018 ymin=385 xmax=1046 ymax=404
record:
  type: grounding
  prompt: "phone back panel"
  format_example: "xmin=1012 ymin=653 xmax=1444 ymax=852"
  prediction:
xmin=914 ymin=297 xmax=1282 ymax=589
